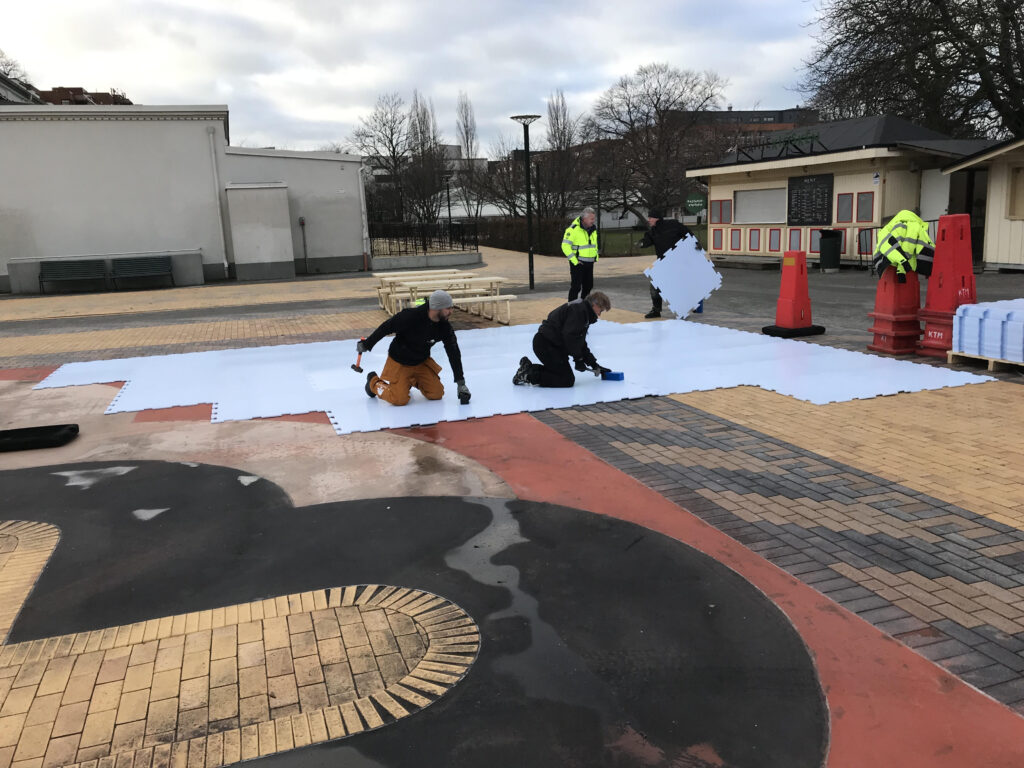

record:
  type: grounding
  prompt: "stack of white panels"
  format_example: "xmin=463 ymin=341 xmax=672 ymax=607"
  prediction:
xmin=954 ymin=300 xmax=1024 ymax=360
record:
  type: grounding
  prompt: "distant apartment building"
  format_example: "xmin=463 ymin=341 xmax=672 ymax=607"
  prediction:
xmin=37 ymin=86 xmax=133 ymax=105
xmin=693 ymin=107 xmax=820 ymax=132
xmin=668 ymin=107 xmax=819 ymax=155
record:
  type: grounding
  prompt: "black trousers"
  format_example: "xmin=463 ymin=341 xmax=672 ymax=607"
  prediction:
xmin=650 ymin=283 xmax=662 ymax=311
xmin=527 ymin=333 xmax=575 ymax=388
xmin=568 ymin=260 xmax=594 ymax=301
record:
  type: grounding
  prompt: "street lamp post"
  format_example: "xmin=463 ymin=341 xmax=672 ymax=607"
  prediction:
xmin=596 ymin=177 xmax=610 ymax=249
xmin=444 ymin=174 xmax=453 ymax=248
xmin=511 ymin=114 xmax=540 ymax=290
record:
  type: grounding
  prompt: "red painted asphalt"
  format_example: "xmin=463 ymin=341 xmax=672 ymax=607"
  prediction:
xmin=399 ymin=413 xmax=1024 ymax=768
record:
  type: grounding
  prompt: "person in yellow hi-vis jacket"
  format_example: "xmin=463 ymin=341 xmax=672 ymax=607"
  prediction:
xmin=871 ymin=209 xmax=935 ymax=282
xmin=562 ymin=207 xmax=599 ymax=300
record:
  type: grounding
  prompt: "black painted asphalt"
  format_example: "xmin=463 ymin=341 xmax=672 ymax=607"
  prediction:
xmin=2 ymin=460 xmax=827 ymax=768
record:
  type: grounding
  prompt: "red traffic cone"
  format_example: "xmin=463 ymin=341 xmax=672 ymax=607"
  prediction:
xmin=763 ymin=251 xmax=825 ymax=337
xmin=868 ymin=269 xmax=921 ymax=355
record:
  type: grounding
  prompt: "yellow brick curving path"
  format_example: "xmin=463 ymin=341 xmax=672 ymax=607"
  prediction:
xmin=0 ymin=585 xmax=478 ymax=768
xmin=0 ymin=524 xmax=60 ymax=646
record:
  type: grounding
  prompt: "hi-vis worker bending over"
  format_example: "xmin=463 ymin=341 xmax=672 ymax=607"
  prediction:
xmin=562 ymin=207 xmax=599 ymax=301
xmin=871 ymin=209 xmax=935 ymax=282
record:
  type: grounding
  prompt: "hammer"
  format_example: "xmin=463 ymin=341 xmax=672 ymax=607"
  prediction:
xmin=351 ymin=338 xmax=365 ymax=373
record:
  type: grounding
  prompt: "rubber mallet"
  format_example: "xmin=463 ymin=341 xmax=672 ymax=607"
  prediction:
xmin=351 ymin=337 xmax=365 ymax=373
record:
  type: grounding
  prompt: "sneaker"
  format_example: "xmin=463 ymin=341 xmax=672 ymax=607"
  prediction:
xmin=512 ymin=356 xmax=532 ymax=386
xmin=365 ymin=371 xmax=378 ymax=398
xmin=644 ymin=309 xmax=661 ymax=319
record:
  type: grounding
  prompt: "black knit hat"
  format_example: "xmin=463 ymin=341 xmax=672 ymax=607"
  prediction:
xmin=647 ymin=208 xmax=664 ymax=220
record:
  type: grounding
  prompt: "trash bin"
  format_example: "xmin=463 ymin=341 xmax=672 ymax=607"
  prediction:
xmin=818 ymin=230 xmax=842 ymax=273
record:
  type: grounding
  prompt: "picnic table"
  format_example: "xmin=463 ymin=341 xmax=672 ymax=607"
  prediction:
xmin=374 ymin=270 xmax=472 ymax=311
xmin=376 ymin=272 xmax=517 ymax=324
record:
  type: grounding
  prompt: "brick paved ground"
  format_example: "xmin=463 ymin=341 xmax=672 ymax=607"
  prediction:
xmin=534 ymin=395 xmax=1024 ymax=711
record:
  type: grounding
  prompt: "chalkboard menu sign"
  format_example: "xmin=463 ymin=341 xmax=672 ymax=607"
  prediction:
xmin=787 ymin=173 xmax=833 ymax=225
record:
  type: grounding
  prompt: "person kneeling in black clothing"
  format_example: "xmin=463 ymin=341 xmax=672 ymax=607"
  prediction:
xmin=513 ymin=292 xmax=612 ymax=388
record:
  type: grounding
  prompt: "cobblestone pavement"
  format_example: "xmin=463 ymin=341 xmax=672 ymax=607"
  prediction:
xmin=534 ymin=387 xmax=1024 ymax=712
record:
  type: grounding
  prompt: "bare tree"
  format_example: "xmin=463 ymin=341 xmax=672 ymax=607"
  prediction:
xmin=455 ymin=91 xmax=485 ymax=219
xmin=589 ymin=63 xmax=727 ymax=216
xmin=350 ymin=93 xmax=409 ymax=220
xmin=478 ymin=133 xmax=521 ymax=218
xmin=0 ymin=49 xmax=29 ymax=83
xmin=799 ymin=0 xmax=1024 ymax=138
xmin=534 ymin=89 xmax=585 ymax=220
xmin=405 ymin=90 xmax=448 ymax=223
xmin=316 ymin=141 xmax=347 ymax=153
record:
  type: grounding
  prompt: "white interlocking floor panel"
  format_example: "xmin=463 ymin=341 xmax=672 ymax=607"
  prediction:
xmin=644 ymin=238 xmax=723 ymax=318
xmin=35 ymin=321 xmax=992 ymax=435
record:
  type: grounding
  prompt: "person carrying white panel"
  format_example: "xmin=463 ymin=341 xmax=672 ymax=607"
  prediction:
xmin=638 ymin=207 xmax=693 ymax=318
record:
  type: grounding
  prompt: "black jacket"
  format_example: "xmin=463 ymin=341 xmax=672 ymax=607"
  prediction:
xmin=537 ymin=299 xmax=599 ymax=366
xmin=640 ymin=218 xmax=692 ymax=259
xmin=364 ymin=303 xmax=465 ymax=381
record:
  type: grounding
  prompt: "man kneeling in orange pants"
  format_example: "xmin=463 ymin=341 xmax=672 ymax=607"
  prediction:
xmin=358 ymin=289 xmax=470 ymax=405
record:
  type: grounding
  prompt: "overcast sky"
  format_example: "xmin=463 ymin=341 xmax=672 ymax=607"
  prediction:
xmin=6 ymin=0 xmax=820 ymax=154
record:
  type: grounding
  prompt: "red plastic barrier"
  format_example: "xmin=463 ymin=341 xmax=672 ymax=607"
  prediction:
xmin=918 ymin=214 xmax=976 ymax=357
xmin=918 ymin=308 xmax=955 ymax=358
xmin=924 ymin=214 xmax=976 ymax=312
xmin=763 ymin=251 xmax=825 ymax=337
xmin=868 ymin=269 xmax=921 ymax=355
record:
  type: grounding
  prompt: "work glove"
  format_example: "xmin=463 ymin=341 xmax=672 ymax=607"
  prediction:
xmin=896 ymin=271 xmax=908 ymax=284
xmin=574 ymin=358 xmax=587 ymax=372
xmin=582 ymin=357 xmax=604 ymax=377
xmin=569 ymin=255 xmax=579 ymax=266
xmin=456 ymin=379 xmax=471 ymax=403
xmin=356 ymin=339 xmax=368 ymax=354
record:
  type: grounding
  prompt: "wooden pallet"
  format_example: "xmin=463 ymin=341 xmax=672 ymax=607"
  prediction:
xmin=947 ymin=350 xmax=1024 ymax=372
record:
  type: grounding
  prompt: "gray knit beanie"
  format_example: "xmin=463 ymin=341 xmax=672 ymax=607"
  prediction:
xmin=428 ymin=289 xmax=453 ymax=310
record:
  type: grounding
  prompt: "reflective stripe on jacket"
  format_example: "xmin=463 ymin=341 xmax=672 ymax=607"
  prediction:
xmin=561 ymin=217 xmax=599 ymax=264
xmin=871 ymin=210 xmax=935 ymax=276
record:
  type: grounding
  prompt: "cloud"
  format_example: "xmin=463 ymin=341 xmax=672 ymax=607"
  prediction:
xmin=5 ymin=0 xmax=819 ymax=153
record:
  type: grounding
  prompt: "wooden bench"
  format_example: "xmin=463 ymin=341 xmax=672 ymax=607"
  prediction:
xmin=38 ymin=260 xmax=108 ymax=294
xmin=373 ymin=269 xmax=465 ymax=280
xmin=388 ymin=278 xmax=508 ymax=315
xmin=386 ymin=288 xmax=517 ymax=324
xmin=375 ymin=270 xmax=470 ymax=310
xmin=111 ymin=255 xmax=175 ymax=288
xmin=453 ymin=294 xmax=517 ymax=325
xmin=389 ymin=286 xmax=491 ymax=313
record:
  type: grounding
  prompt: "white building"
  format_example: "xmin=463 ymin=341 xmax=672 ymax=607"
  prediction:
xmin=0 ymin=104 xmax=368 ymax=293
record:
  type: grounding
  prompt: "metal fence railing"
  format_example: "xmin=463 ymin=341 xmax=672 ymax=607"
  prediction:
xmin=369 ymin=221 xmax=479 ymax=257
